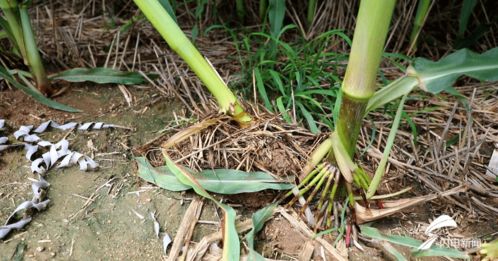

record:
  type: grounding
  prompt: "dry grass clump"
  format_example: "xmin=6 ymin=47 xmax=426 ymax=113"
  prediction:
xmin=137 ymin=105 xmax=327 ymax=179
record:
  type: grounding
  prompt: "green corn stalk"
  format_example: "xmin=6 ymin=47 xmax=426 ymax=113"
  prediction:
xmin=19 ymin=4 xmax=50 ymax=95
xmin=335 ymin=0 xmax=397 ymax=156
xmin=301 ymin=0 xmax=498 ymax=206
xmin=133 ymin=0 xmax=252 ymax=125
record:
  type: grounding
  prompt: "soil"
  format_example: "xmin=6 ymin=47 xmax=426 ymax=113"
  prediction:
xmin=0 ymin=86 xmax=203 ymax=260
xmin=0 ymin=86 xmax=496 ymax=260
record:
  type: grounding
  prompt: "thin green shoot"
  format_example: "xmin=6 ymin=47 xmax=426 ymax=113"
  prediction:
xmin=367 ymin=95 xmax=407 ymax=199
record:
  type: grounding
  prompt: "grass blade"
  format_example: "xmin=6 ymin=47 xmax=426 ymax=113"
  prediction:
xmin=50 ymin=67 xmax=146 ymax=85
xmin=297 ymin=102 xmax=319 ymax=134
xmin=268 ymin=0 xmax=285 ymax=39
xmin=246 ymin=204 xmax=276 ymax=261
xmin=254 ymin=68 xmax=273 ymax=111
xmin=458 ymin=0 xmax=477 ymax=37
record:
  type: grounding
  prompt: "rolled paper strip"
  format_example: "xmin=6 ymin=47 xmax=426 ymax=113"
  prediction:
xmin=0 ymin=217 xmax=32 ymax=240
xmin=58 ymin=152 xmax=74 ymax=168
xmin=23 ymin=134 xmax=41 ymax=142
xmin=163 ymin=233 xmax=172 ymax=254
xmin=48 ymin=145 xmax=59 ymax=168
xmin=14 ymin=125 xmax=33 ymax=139
xmin=151 ymin=212 xmax=160 ymax=238
xmin=31 ymin=158 xmax=45 ymax=174
xmin=93 ymin=122 xmax=104 ymax=129
xmin=5 ymin=201 xmax=34 ymax=224
xmin=37 ymin=140 xmax=52 ymax=147
xmin=31 ymin=179 xmax=50 ymax=200
xmin=42 ymin=152 xmax=51 ymax=169
xmin=56 ymin=139 xmax=69 ymax=153
xmin=78 ymin=122 xmax=93 ymax=130
xmin=2 ymin=119 xmax=115 ymax=240
xmin=33 ymin=121 xmax=51 ymax=133
xmin=57 ymin=122 xmax=78 ymax=130
xmin=25 ymin=144 xmax=38 ymax=160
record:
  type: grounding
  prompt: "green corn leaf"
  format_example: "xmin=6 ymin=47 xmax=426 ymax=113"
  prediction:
xmin=360 ymin=225 xmax=469 ymax=259
xmin=135 ymin=157 xmax=293 ymax=194
xmin=163 ymin=154 xmax=239 ymax=260
xmin=136 ymin=157 xmax=190 ymax=191
xmin=367 ymin=47 xmax=498 ymax=112
xmin=0 ymin=66 xmax=79 ymax=112
xmin=381 ymin=241 xmax=408 ymax=261
xmin=0 ymin=16 xmax=15 ymax=42
xmin=411 ymin=47 xmax=498 ymax=94
xmin=246 ymin=204 xmax=276 ymax=261
xmin=50 ymin=67 xmax=146 ymax=85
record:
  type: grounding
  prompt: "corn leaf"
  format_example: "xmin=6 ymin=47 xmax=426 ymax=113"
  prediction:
xmin=135 ymin=157 xmax=293 ymax=194
xmin=136 ymin=157 xmax=190 ymax=191
xmin=50 ymin=68 xmax=146 ymax=85
xmin=0 ymin=66 xmax=79 ymax=112
xmin=380 ymin=241 xmax=408 ymax=261
xmin=246 ymin=204 xmax=276 ymax=261
xmin=163 ymin=155 xmax=240 ymax=260
xmin=367 ymin=47 xmax=498 ymax=112
xmin=360 ymin=225 xmax=469 ymax=259
xmin=411 ymin=47 xmax=498 ymax=94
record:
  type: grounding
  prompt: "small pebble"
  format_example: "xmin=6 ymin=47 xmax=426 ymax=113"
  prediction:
xmin=50 ymin=252 xmax=56 ymax=257
xmin=36 ymin=246 xmax=45 ymax=252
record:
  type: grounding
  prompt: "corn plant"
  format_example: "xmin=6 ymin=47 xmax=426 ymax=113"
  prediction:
xmin=298 ymin=0 xmax=498 ymax=225
xmin=133 ymin=0 xmax=498 ymax=258
xmin=133 ymin=0 xmax=252 ymax=125
xmin=0 ymin=0 xmax=147 ymax=112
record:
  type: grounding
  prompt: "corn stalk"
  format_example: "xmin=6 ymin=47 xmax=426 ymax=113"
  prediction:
xmin=133 ymin=0 xmax=252 ymax=125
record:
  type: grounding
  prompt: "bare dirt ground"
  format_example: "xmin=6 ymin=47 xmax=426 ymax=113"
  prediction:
xmin=0 ymin=86 xmax=194 ymax=260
